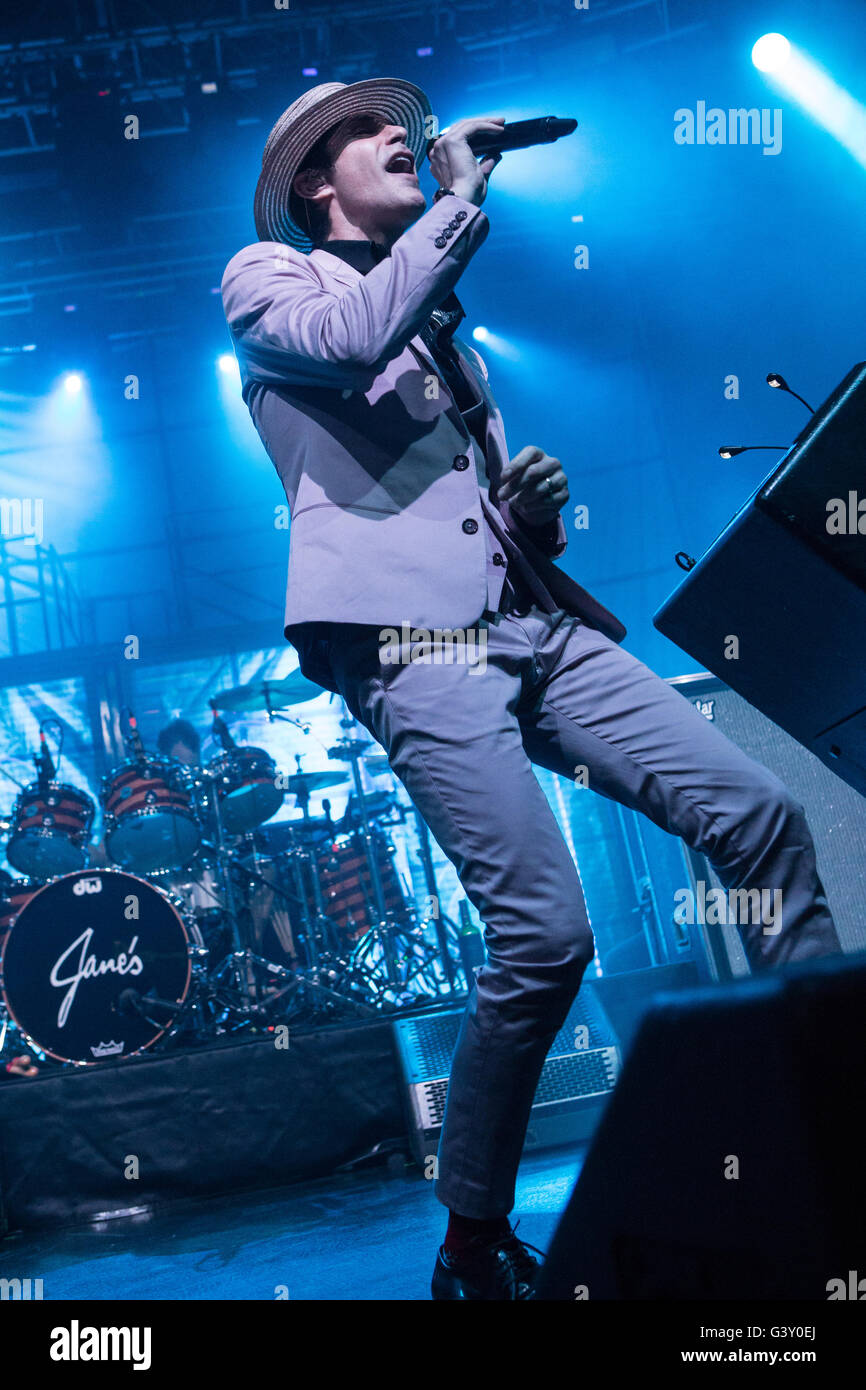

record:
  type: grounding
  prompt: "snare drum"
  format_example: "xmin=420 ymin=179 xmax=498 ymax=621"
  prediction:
xmin=6 ymin=781 xmax=94 ymax=878
xmin=207 ymin=746 xmax=283 ymax=835
xmin=0 ymin=868 xmax=205 ymax=1064
xmin=102 ymin=756 xmax=201 ymax=874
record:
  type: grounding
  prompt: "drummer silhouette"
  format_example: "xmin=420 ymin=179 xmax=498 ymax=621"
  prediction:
xmin=157 ymin=719 xmax=202 ymax=769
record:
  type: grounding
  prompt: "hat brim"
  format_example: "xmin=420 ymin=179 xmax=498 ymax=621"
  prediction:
xmin=254 ymin=78 xmax=433 ymax=250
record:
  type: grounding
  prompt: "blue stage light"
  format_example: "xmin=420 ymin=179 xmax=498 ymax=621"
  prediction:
xmin=752 ymin=33 xmax=791 ymax=73
xmin=472 ymin=326 xmax=490 ymax=342
xmin=63 ymin=372 xmax=83 ymax=395
xmin=217 ymin=353 xmax=239 ymax=377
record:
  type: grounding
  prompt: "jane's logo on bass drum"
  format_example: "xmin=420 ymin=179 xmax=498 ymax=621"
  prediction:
xmin=72 ymin=875 xmax=103 ymax=896
xmin=50 ymin=931 xmax=144 ymax=1028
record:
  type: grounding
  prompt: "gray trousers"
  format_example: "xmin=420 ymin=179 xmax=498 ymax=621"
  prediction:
xmin=326 ymin=608 xmax=840 ymax=1218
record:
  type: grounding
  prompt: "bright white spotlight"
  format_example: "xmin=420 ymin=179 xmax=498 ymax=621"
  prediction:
xmin=218 ymin=352 xmax=239 ymax=376
xmin=472 ymin=326 xmax=490 ymax=342
xmin=757 ymin=40 xmax=866 ymax=170
xmin=63 ymin=372 xmax=83 ymax=394
xmin=752 ymin=33 xmax=791 ymax=73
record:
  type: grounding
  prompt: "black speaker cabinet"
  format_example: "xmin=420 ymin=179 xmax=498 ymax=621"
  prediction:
xmin=537 ymin=950 xmax=866 ymax=1300
xmin=653 ymin=673 xmax=866 ymax=977
xmin=654 ymin=362 xmax=866 ymax=796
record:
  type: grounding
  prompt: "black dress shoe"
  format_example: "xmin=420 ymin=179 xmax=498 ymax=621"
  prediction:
xmin=431 ymin=1227 xmax=544 ymax=1300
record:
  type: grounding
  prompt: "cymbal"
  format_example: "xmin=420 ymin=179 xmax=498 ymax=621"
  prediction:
xmin=327 ymin=738 xmax=372 ymax=761
xmin=286 ymin=770 xmax=348 ymax=793
xmin=364 ymin=754 xmax=391 ymax=774
xmin=212 ymin=672 xmax=323 ymax=713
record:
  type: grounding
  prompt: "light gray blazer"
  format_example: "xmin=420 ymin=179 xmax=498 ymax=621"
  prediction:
xmin=221 ymin=194 xmax=625 ymax=642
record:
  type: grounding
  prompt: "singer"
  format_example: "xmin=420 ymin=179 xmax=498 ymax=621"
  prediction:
xmin=221 ymin=78 xmax=841 ymax=1299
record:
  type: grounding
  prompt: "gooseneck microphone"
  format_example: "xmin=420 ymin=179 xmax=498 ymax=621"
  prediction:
xmin=427 ymin=115 xmax=578 ymax=160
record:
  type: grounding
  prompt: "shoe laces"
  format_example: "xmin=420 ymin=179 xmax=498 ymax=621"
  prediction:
xmin=495 ymin=1220 xmax=546 ymax=1298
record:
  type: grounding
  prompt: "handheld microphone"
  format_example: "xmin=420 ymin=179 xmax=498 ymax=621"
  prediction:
xmin=428 ymin=115 xmax=577 ymax=161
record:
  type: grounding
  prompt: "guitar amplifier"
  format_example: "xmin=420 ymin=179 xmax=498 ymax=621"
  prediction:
xmin=392 ymin=984 xmax=621 ymax=1170
xmin=661 ymin=672 xmax=866 ymax=976
xmin=654 ymin=362 xmax=866 ymax=796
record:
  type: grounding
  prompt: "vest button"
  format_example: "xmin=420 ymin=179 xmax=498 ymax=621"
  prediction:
xmin=452 ymin=454 xmax=470 ymax=471
xmin=462 ymin=518 xmax=479 ymax=535
xmin=492 ymin=552 xmax=506 ymax=567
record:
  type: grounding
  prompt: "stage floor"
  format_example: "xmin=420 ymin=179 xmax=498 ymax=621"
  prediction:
xmin=2 ymin=1145 xmax=587 ymax=1301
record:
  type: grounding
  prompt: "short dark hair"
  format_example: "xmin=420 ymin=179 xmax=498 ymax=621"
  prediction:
xmin=157 ymin=718 xmax=200 ymax=757
xmin=290 ymin=112 xmax=389 ymax=247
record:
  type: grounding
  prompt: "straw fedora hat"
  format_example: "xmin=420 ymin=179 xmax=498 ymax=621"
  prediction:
xmin=254 ymin=78 xmax=433 ymax=250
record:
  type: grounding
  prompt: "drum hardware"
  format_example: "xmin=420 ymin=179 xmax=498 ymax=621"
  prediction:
xmin=0 ymin=682 xmax=473 ymax=1055
xmin=285 ymin=763 xmax=348 ymax=821
xmin=193 ymin=763 xmax=299 ymax=1028
xmin=411 ymin=809 xmax=462 ymax=993
xmin=362 ymin=744 xmax=462 ymax=993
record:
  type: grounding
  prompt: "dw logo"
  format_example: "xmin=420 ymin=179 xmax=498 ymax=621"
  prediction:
xmin=72 ymin=876 xmax=103 ymax=897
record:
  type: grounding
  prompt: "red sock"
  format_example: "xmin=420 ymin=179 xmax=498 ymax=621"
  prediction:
xmin=444 ymin=1211 xmax=512 ymax=1253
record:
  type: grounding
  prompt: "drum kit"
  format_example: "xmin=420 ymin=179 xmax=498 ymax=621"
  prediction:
xmin=0 ymin=677 xmax=467 ymax=1069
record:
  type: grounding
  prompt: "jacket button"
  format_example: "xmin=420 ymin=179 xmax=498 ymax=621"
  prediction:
xmin=462 ymin=518 xmax=479 ymax=535
xmin=492 ymin=552 xmax=506 ymax=567
xmin=443 ymin=227 xmax=454 ymax=239
xmin=434 ymin=236 xmax=447 ymax=248
xmin=456 ymin=209 xmax=467 ymax=222
xmin=452 ymin=454 xmax=470 ymax=470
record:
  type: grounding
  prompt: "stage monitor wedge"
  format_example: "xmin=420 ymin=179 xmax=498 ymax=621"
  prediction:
xmin=537 ymin=950 xmax=866 ymax=1300
xmin=654 ymin=363 xmax=866 ymax=797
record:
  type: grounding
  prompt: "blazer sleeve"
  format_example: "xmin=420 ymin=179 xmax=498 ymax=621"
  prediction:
xmin=222 ymin=197 xmax=488 ymax=388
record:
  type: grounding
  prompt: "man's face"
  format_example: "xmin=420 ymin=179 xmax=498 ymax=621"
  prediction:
xmin=325 ymin=121 xmax=426 ymax=237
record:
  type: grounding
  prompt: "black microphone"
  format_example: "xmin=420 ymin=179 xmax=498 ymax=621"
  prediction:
xmin=123 ymin=709 xmax=145 ymax=759
xmin=34 ymin=728 xmax=56 ymax=787
xmin=116 ymin=988 xmax=178 ymax=1023
xmin=427 ymin=115 xmax=577 ymax=160
xmin=210 ymin=704 xmax=236 ymax=752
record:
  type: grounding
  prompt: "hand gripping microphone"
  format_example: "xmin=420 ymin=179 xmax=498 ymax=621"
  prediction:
xmin=427 ymin=115 xmax=577 ymax=161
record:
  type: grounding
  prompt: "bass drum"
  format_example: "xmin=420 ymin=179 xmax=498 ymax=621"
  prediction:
xmin=0 ymin=869 xmax=205 ymax=1065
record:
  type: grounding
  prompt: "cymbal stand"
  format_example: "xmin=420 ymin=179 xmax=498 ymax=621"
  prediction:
xmin=203 ymin=769 xmax=296 ymax=1022
xmin=412 ymin=808 xmax=461 ymax=992
xmin=331 ymin=710 xmax=401 ymax=989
